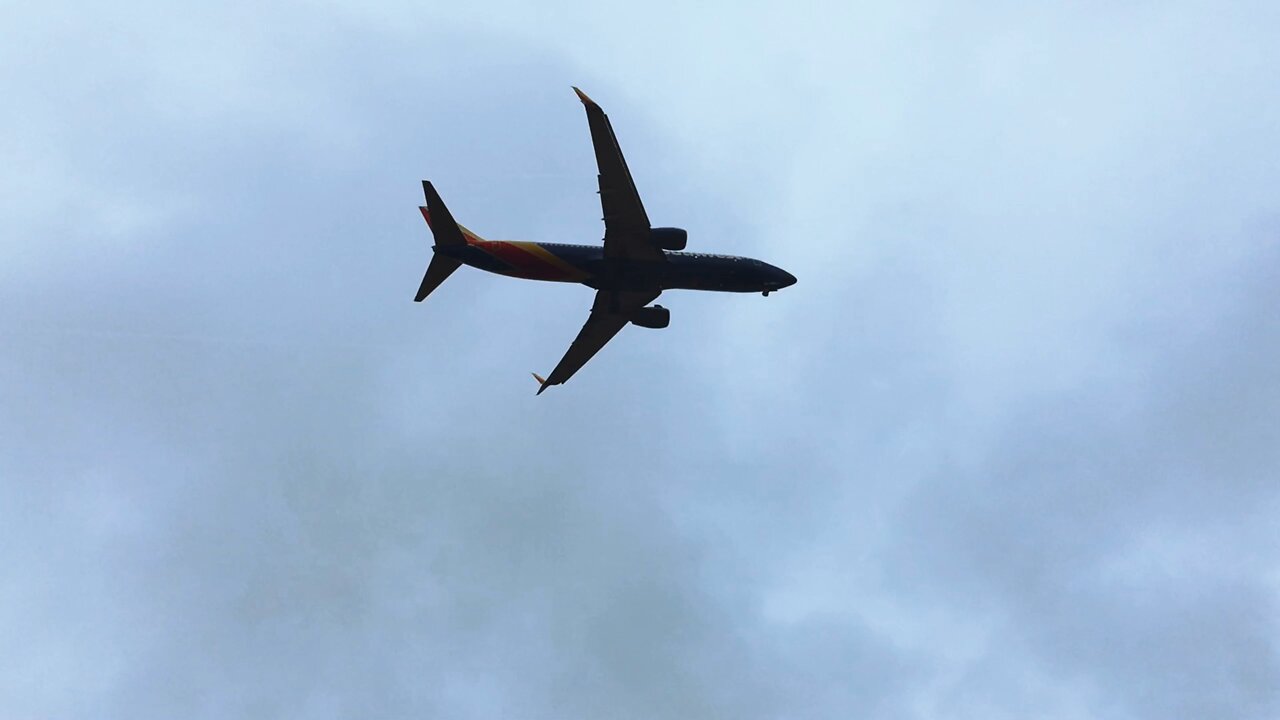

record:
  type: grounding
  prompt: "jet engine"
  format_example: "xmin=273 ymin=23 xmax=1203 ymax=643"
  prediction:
xmin=630 ymin=305 xmax=670 ymax=329
xmin=649 ymin=227 xmax=688 ymax=251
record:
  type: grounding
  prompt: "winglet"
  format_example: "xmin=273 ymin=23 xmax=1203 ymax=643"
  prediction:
xmin=572 ymin=86 xmax=597 ymax=108
xmin=532 ymin=372 xmax=551 ymax=395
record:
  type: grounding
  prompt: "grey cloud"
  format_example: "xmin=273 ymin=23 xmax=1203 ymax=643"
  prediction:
xmin=3 ymin=2 xmax=1279 ymax=719
xmin=885 ymin=246 xmax=1280 ymax=718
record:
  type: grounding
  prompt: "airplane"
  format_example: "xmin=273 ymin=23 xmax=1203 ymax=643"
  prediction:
xmin=414 ymin=87 xmax=796 ymax=394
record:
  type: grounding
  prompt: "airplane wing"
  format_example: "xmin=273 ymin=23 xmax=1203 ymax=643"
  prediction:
xmin=572 ymin=87 xmax=665 ymax=263
xmin=535 ymin=288 xmax=662 ymax=394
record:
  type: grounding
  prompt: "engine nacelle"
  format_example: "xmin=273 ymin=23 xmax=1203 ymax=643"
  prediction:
xmin=650 ymin=227 xmax=688 ymax=251
xmin=630 ymin=305 xmax=670 ymax=329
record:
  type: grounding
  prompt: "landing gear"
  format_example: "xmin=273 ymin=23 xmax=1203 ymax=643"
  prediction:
xmin=762 ymin=290 xmax=771 ymax=297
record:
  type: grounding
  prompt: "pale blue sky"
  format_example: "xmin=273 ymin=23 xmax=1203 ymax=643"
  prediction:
xmin=2 ymin=2 xmax=1278 ymax=718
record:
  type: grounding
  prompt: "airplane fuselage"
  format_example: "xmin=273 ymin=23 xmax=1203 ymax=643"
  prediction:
xmin=436 ymin=239 xmax=797 ymax=294
xmin=413 ymin=86 xmax=796 ymax=393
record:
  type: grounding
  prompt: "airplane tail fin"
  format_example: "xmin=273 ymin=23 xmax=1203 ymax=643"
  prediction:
xmin=419 ymin=180 xmax=486 ymax=245
xmin=415 ymin=181 xmax=479 ymax=302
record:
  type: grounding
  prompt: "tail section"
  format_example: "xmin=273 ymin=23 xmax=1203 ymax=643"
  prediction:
xmin=419 ymin=180 xmax=487 ymax=242
xmin=414 ymin=181 xmax=476 ymax=302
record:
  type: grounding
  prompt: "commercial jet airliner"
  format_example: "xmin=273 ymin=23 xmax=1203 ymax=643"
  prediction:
xmin=414 ymin=87 xmax=796 ymax=394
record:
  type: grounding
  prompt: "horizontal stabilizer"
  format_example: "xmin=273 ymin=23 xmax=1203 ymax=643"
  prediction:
xmin=415 ymin=253 xmax=462 ymax=302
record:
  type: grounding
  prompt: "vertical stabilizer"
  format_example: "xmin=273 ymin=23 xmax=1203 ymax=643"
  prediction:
xmin=420 ymin=181 xmax=468 ymax=247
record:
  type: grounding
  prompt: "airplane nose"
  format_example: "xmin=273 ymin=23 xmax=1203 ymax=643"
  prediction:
xmin=761 ymin=267 xmax=796 ymax=293
xmin=767 ymin=267 xmax=796 ymax=289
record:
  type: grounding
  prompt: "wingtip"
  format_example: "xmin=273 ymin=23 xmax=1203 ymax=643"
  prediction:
xmin=532 ymin=372 xmax=550 ymax=395
xmin=572 ymin=86 xmax=596 ymax=107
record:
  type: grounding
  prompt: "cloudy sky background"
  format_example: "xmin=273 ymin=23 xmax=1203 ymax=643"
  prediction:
xmin=3 ymin=1 xmax=1278 ymax=717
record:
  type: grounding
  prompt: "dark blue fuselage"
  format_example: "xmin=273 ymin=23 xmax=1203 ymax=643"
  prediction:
xmin=437 ymin=240 xmax=797 ymax=294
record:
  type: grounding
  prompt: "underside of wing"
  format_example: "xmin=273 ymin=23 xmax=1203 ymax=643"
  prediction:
xmin=573 ymin=87 xmax=665 ymax=263
xmin=535 ymin=289 xmax=662 ymax=393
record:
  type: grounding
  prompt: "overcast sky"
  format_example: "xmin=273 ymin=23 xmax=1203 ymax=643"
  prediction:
xmin=3 ymin=1 xmax=1278 ymax=718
